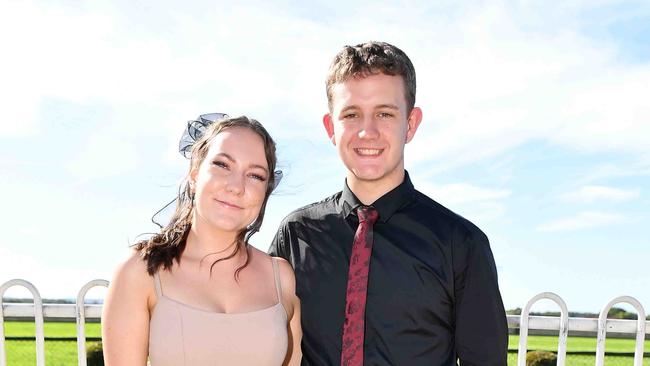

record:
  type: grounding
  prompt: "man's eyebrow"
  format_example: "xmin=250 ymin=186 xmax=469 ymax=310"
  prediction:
xmin=376 ymin=104 xmax=399 ymax=110
xmin=340 ymin=105 xmax=359 ymax=114
xmin=215 ymin=152 xmax=269 ymax=174
xmin=339 ymin=104 xmax=400 ymax=114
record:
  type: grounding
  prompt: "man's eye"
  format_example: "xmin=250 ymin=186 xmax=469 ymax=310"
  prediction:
xmin=343 ymin=113 xmax=357 ymax=119
xmin=378 ymin=112 xmax=393 ymax=118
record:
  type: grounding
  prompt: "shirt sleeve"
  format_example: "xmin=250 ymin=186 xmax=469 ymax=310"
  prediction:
xmin=268 ymin=220 xmax=290 ymax=261
xmin=454 ymin=230 xmax=508 ymax=366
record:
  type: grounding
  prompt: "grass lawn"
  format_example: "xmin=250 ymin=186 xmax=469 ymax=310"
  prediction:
xmin=3 ymin=321 xmax=101 ymax=366
xmin=3 ymin=321 xmax=101 ymax=338
xmin=3 ymin=340 xmax=86 ymax=366
xmin=507 ymin=352 xmax=649 ymax=365
xmin=509 ymin=334 xmax=650 ymax=353
xmin=2 ymin=321 xmax=648 ymax=365
xmin=508 ymin=334 xmax=649 ymax=366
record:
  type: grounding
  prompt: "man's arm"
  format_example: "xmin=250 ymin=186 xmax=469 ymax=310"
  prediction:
xmin=268 ymin=220 xmax=290 ymax=261
xmin=454 ymin=231 xmax=508 ymax=366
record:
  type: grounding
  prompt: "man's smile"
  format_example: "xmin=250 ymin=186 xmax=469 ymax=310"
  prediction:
xmin=354 ymin=148 xmax=384 ymax=156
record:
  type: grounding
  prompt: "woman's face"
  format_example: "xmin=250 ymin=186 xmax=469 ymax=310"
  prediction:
xmin=190 ymin=127 xmax=269 ymax=234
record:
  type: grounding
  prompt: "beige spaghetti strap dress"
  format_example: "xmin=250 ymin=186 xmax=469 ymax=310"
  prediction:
xmin=148 ymin=258 xmax=288 ymax=365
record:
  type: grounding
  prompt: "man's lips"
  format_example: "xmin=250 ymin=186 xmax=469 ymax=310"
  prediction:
xmin=214 ymin=199 xmax=244 ymax=209
xmin=354 ymin=148 xmax=384 ymax=156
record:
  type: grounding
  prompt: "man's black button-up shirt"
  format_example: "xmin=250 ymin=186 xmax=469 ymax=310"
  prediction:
xmin=269 ymin=173 xmax=508 ymax=365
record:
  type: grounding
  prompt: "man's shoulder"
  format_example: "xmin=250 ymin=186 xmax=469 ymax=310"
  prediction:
xmin=411 ymin=188 xmax=488 ymax=242
xmin=279 ymin=191 xmax=341 ymax=225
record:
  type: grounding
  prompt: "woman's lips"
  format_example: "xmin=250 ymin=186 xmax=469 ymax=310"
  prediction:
xmin=215 ymin=199 xmax=243 ymax=209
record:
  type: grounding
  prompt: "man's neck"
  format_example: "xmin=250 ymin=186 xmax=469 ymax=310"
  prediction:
xmin=347 ymin=170 xmax=405 ymax=205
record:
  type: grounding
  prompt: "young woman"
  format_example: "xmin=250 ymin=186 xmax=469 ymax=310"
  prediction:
xmin=102 ymin=115 xmax=301 ymax=365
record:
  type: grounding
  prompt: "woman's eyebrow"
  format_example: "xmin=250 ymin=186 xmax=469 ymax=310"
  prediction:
xmin=215 ymin=152 xmax=235 ymax=162
xmin=249 ymin=164 xmax=269 ymax=174
xmin=216 ymin=152 xmax=268 ymax=173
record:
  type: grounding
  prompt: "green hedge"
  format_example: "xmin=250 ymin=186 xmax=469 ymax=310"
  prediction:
xmin=526 ymin=350 xmax=557 ymax=366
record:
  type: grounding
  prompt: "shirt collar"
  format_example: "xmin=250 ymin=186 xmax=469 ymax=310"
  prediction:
xmin=339 ymin=171 xmax=416 ymax=223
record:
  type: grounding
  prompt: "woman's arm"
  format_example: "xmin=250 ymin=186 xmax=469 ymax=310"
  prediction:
xmin=102 ymin=251 xmax=154 ymax=365
xmin=277 ymin=258 xmax=302 ymax=366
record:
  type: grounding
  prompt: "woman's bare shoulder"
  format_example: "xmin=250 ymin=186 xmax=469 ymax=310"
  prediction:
xmin=272 ymin=256 xmax=296 ymax=294
xmin=109 ymin=249 xmax=154 ymax=294
xmin=248 ymin=246 xmax=296 ymax=293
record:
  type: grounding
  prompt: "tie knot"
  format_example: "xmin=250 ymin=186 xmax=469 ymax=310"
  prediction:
xmin=357 ymin=206 xmax=378 ymax=224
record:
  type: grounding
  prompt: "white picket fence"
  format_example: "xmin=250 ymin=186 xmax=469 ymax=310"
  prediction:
xmin=0 ymin=279 xmax=108 ymax=366
xmin=1 ymin=280 xmax=648 ymax=365
xmin=508 ymin=292 xmax=648 ymax=366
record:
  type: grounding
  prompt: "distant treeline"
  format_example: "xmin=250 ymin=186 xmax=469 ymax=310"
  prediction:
xmin=507 ymin=307 xmax=650 ymax=321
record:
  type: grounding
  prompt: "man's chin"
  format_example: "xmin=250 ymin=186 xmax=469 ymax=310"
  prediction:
xmin=347 ymin=165 xmax=404 ymax=186
xmin=349 ymin=169 xmax=386 ymax=182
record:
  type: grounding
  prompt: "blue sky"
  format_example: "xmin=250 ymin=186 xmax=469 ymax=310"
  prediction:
xmin=1 ymin=0 xmax=649 ymax=314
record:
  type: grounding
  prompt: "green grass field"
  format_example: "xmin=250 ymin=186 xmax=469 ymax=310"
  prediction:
xmin=3 ymin=321 xmax=101 ymax=337
xmin=509 ymin=334 xmax=650 ymax=365
xmin=511 ymin=334 xmax=650 ymax=353
xmin=506 ymin=352 xmax=648 ymax=365
xmin=2 ymin=321 xmax=648 ymax=365
xmin=3 ymin=321 xmax=101 ymax=366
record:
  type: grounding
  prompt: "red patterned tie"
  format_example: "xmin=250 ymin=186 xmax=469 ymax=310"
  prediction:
xmin=341 ymin=206 xmax=379 ymax=366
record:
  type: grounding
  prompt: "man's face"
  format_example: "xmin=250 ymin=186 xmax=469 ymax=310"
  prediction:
xmin=324 ymin=73 xmax=422 ymax=191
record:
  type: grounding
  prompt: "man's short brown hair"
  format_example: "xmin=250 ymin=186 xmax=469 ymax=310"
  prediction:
xmin=326 ymin=41 xmax=416 ymax=112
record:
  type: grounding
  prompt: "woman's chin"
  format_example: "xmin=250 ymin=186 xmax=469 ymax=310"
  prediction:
xmin=208 ymin=217 xmax=249 ymax=234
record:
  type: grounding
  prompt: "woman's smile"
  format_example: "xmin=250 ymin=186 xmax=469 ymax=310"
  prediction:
xmin=214 ymin=198 xmax=244 ymax=210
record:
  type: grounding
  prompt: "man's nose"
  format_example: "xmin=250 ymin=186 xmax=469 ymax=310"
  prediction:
xmin=358 ymin=117 xmax=379 ymax=140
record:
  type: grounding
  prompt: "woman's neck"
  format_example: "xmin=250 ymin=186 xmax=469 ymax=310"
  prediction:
xmin=184 ymin=218 xmax=243 ymax=261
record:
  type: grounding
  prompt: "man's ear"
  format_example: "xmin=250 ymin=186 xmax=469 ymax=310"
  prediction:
xmin=323 ymin=113 xmax=336 ymax=145
xmin=405 ymin=107 xmax=423 ymax=143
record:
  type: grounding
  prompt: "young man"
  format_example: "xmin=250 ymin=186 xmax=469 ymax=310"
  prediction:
xmin=270 ymin=41 xmax=508 ymax=366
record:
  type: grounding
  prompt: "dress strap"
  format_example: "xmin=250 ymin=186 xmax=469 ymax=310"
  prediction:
xmin=152 ymin=272 xmax=163 ymax=297
xmin=271 ymin=258 xmax=283 ymax=303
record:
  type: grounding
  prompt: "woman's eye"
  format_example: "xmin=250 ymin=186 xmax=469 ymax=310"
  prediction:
xmin=249 ymin=174 xmax=267 ymax=182
xmin=212 ymin=161 xmax=228 ymax=169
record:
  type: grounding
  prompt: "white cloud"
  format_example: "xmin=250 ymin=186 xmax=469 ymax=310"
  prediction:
xmin=415 ymin=180 xmax=510 ymax=224
xmin=561 ymin=185 xmax=640 ymax=203
xmin=3 ymin=0 xmax=649 ymax=159
xmin=0 ymin=177 xmax=162 ymax=298
xmin=0 ymin=246 xmax=110 ymax=300
xmin=0 ymin=0 xmax=333 ymax=139
xmin=403 ymin=3 xmax=650 ymax=171
xmin=418 ymin=181 xmax=510 ymax=205
xmin=577 ymin=159 xmax=650 ymax=184
xmin=537 ymin=211 xmax=627 ymax=232
xmin=65 ymin=128 xmax=140 ymax=182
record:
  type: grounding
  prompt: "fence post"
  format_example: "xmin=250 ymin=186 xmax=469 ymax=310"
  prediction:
xmin=76 ymin=279 xmax=109 ymax=366
xmin=0 ymin=279 xmax=45 ymax=366
xmin=517 ymin=292 xmax=569 ymax=366
xmin=595 ymin=295 xmax=646 ymax=366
